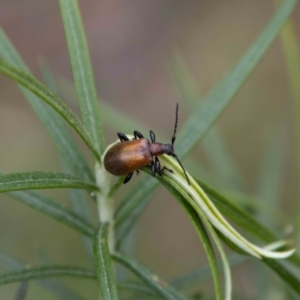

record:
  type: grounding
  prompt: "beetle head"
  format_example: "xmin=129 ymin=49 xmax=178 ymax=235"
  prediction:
xmin=164 ymin=143 xmax=174 ymax=155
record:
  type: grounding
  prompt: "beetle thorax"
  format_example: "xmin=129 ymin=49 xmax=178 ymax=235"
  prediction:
xmin=149 ymin=142 xmax=173 ymax=156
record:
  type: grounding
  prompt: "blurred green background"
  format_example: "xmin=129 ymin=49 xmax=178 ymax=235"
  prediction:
xmin=0 ymin=1 xmax=299 ymax=299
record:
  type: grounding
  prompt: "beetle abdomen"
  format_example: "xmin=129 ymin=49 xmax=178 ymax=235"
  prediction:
xmin=104 ymin=139 xmax=152 ymax=176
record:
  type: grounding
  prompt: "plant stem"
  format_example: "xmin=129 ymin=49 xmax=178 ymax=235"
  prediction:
xmin=95 ymin=162 xmax=115 ymax=252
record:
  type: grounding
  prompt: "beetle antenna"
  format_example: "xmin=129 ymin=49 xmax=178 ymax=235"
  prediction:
xmin=171 ymin=103 xmax=179 ymax=145
xmin=172 ymin=153 xmax=190 ymax=185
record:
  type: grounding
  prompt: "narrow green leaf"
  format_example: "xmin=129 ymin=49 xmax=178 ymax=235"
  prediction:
xmin=281 ymin=19 xmax=300 ymax=163
xmin=176 ymin=0 xmax=298 ymax=157
xmin=35 ymin=279 xmax=85 ymax=300
xmin=0 ymin=28 xmax=93 ymax=180
xmin=112 ymin=252 xmax=188 ymax=300
xmin=216 ymin=231 xmax=249 ymax=256
xmin=116 ymin=191 xmax=153 ymax=249
xmin=262 ymin=258 xmax=300 ymax=295
xmin=171 ymin=253 xmax=247 ymax=290
xmin=0 ymin=266 xmax=96 ymax=285
xmin=0 ymin=58 xmax=100 ymax=161
xmin=195 ymin=178 xmax=276 ymax=243
xmin=8 ymin=189 xmax=95 ymax=237
xmin=14 ymin=281 xmax=28 ymax=300
xmin=166 ymin=186 xmax=222 ymax=299
xmin=0 ymin=172 xmax=98 ymax=192
xmin=196 ymin=177 xmax=300 ymax=266
xmin=38 ymin=57 xmax=61 ymax=94
xmin=114 ymin=178 xmax=155 ymax=228
xmin=113 ymin=0 xmax=298 ymax=241
xmin=201 ymin=129 xmax=246 ymax=191
xmin=40 ymin=60 xmax=94 ymax=180
xmin=0 ymin=252 xmax=23 ymax=270
xmin=0 ymin=29 xmax=94 ymax=181
xmin=168 ymin=50 xmax=200 ymax=110
xmin=152 ymin=153 xmax=292 ymax=261
xmin=68 ymin=189 xmax=94 ymax=256
xmin=118 ymin=282 xmax=156 ymax=297
xmin=108 ymin=176 xmax=126 ymax=198
xmin=280 ymin=17 xmax=300 ymax=249
xmin=256 ymin=131 xmax=285 ymax=226
xmin=93 ymin=223 xmax=119 ymax=300
xmin=101 ymin=103 xmax=150 ymax=137
xmin=257 ymin=132 xmax=285 ymax=205
xmin=59 ymin=0 xmax=104 ymax=155
xmin=0 ymin=252 xmax=85 ymax=300
xmin=169 ymin=51 xmax=245 ymax=191
xmin=151 ymin=172 xmax=231 ymax=299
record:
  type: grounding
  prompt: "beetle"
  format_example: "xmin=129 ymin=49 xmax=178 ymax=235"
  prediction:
xmin=104 ymin=103 xmax=190 ymax=185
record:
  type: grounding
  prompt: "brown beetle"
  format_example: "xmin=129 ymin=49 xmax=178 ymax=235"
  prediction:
xmin=104 ymin=103 xmax=190 ymax=184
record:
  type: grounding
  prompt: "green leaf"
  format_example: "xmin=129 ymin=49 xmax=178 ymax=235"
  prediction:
xmin=0 ymin=266 xmax=96 ymax=285
xmin=0 ymin=29 xmax=94 ymax=181
xmin=0 ymin=252 xmax=23 ymax=270
xmin=176 ymin=0 xmax=298 ymax=157
xmin=59 ymin=0 xmax=104 ymax=155
xmin=112 ymin=252 xmax=188 ymax=300
xmin=118 ymin=282 xmax=156 ymax=297
xmin=201 ymin=129 xmax=246 ymax=191
xmin=114 ymin=0 xmax=298 ymax=240
xmin=0 ymin=58 xmax=100 ymax=161
xmin=198 ymin=178 xmax=300 ymax=268
xmin=108 ymin=176 xmax=126 ymax=198
xmin=168 ymin=50 xmax=200 ymax=110
xmin=169 ymin=51 xmax=245 ymax=191
xmin=14 ymin=281 xmax=28 ymax=300
xmin=195 ymin=178 xmax=276 ymax=243
xmin=101 ymin=102 xmax=150 ymax=137
xmin=0 ymin=172 xmax=98 ymax=192
xmin=155 ymin=154 xmax=283 ymax=261
xmin=38 ymin=57 xmax=61 ymax=94
xmin=114 ymin=178 xmax=155 ymax=228
xmin=280 ymin=16 xmax=300 ymax=249
xmin=39 ymin=59 xmax=95 ymax=259
xmin=8 ymin=189 xmax=95 ymax=237
xmin=0 ymin=251 xmax=85 ymax=300
xmin=36 ymin=279 xmax=85 ymax=300
xmin=93 ymin=223 xmax=119 ymax=300
xmin=171 ymin=253 xmax=247 ymax=290
xmin=161 ymin=182 xmax=223 ymax=300
xmin=68 ymin=188 xmax=94 ymax=258
xmin=115 ymin=190 xmax=153 ymax=249
xmin=150 ymin=169 xmax=234 ymax=299
xmin=262 ymin=258 xmax=300 ymax=295
xmin=257 ymin=132 xmax=285 ymax=204
xmin=281 ymin=19 xmax=300 ymax=166
xmin=256 ymin=131 xmax=286 ymax=226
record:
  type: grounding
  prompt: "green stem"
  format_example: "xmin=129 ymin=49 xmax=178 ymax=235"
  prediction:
xmin=95 ymin=162 xmax=115 ymax=252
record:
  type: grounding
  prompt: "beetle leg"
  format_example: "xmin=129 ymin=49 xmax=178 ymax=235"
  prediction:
xmin=155 ymin=156 xmax=161 ymax=175
xmin=150 ymin=130 xmax=156 ymax=143
xmin=155 ymin=157 xmax=173 ymax=176
xmin=136 ymin=170 xmax=140 ymax=175
xmin=161 ymin=166 xmax=173 ymax=174
xmin=123 ymin=173 xmax=133 ymax=184
xmin=133 ymin=130 xmax=144 ymax=140
xmin=151 ymin=160 xmax=156 ymax=176
xmin=118 ymin=132 xmax=129 ymax=142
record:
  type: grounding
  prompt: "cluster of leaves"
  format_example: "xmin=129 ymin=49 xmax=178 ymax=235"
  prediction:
xmin=0 ymin=0 xmax=300 ymax=299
